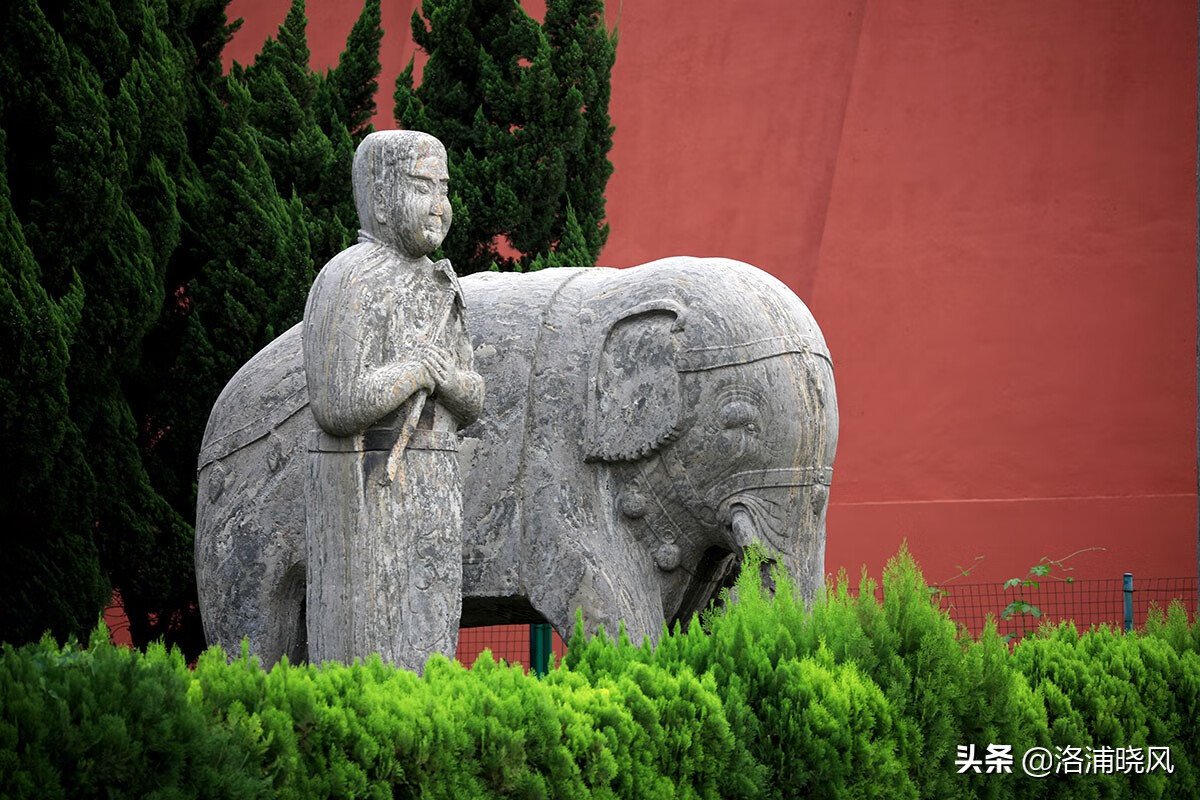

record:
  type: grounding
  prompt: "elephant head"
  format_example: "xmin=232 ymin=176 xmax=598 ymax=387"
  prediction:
xmin=587 ymin=292 xmax=837 ymax=623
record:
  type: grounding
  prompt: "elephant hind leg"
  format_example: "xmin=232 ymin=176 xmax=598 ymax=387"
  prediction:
xmin=265 ymin=562 xmax=308 ymax=665
xmin=209 ymin=559 xmax=306 ymax=666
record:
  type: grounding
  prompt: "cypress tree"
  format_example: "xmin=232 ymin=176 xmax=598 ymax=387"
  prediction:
xmin=175 ymin=76 xmax=316 ymax=386
xmin=541 ymin=0 xmax=615 ymax=265
xmin=394 ymin=0 xmax=616 ymax=274
xmin=0 ymin=119 xmax=105 ymax=644
xmin=0 ymin=0 xmax=203 ymax=646
xmin=146 ymin=0 xmax=375 ymax=471
xmin=230 ymin=0 xmax=381 ymax=260
xmin=120 ymin=0 xmax=243 ymax=655
xmin=0 ymin=0 xmax=382 ymax=655
xmin=323 ymin=0 xmax=383 ymax=139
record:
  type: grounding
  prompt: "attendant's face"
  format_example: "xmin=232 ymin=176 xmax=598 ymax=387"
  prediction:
xmin=393 ymin=147 xmax=451 ymax=257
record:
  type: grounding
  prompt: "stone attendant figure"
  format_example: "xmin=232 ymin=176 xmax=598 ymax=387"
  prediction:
xmin=302 ymin=130 xmax=484 ymax=671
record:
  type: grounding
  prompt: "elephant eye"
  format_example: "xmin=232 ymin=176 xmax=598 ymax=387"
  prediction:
xmin=719 ymin=399 xmax=759 ymax=431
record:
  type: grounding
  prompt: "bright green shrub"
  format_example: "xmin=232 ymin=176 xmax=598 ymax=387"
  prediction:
xmin=2 ymin=553 xmax=1198 ymax=798
xmin=954 ymin=622 xmax=1052 ymax=799
xmin=577 ymin=548 xmax=1053 ymax=800
xmin=187 ymin=643 xmax=744 ymax=798
xmin=1012 ymin=621 xmax=1200 ymax=799
xmin=1143 ymin=600 xmax=1200 ymax=779
xmin=805 ymin=555 xmax=967 ymax=797
xmin=1144 ymin=600 xmax=1200 ymax=655
xmin=568 ymin=553 xmax=916 ymax=799
xmin=0 ymin=627 xmax=266 ymax=799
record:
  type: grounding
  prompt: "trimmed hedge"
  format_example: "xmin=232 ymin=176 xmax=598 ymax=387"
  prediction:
xmin=1 ymin=549 xmax=1197 ymax=798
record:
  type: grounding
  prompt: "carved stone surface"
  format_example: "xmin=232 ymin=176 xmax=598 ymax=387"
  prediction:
xmin=300 ymin=131 xmax=483 ymax=670
xmin=196 ymin=256 xmax=837 ymax=667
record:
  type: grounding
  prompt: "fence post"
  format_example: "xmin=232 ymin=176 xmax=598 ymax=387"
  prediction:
xmin=1123 ymin=572 xmax=1134 ymax=632
xmin=529 ymin=623 xmax=552 ymax=677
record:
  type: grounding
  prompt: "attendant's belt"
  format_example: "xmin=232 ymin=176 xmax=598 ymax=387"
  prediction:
xmin=309 ymin=427 xmax=459 ymax=453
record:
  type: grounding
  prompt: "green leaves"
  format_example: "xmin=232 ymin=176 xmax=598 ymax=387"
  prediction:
xmin=0 ymin=0 xmax=187 ymax=647
xmin=3 ymin=554 xmax=1200 ymax=798
xmin=395 ymin=0 xmax=615 ymax=274
xmin=0 ymin=0 xmax=384 ymax=656
xmin=0 ymin=628 xmax=269 ymax=798
xmin=1002 ymin=601 xmax=1042 ymax=620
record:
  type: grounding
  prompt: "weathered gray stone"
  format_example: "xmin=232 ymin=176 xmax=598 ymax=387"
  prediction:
xmin=196 ymin=254 xmax=837 ymax=668
xmin=195 ymin=323 xmax=309 ymax=664
xmin=300 ymin=131 xmax=483 ymax=670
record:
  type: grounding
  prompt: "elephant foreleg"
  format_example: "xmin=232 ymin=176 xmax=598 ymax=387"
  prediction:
xmin=527 ymin=535 xmax=666 ymax=648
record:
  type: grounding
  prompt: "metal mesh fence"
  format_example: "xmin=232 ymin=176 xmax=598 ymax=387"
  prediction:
xmin=933 ymin=577 xmax=1199 ymax=639
xmin=453 ymin=577 xmax=1200 ymax=665
xmin=456 ymin=625 xmax=567 ymax=671
xmin=102 ymin=578 xmax=1198 ymax=659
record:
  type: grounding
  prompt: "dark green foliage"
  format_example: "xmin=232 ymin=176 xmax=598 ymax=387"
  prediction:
xmin=0 ymin=627 xmax=267 ymax=798
xmin=394 ymin=0 xmax=616 ymax=274
xmin=0 ymin=0 xmax=383 ymax=657
xmin=1 ymin=553 xmax=1199 ymax=797
xmin=0 ymin=122 xmax=104 ymax=645
xmin=0 ymin=0 xmax=204 ymax=647
xmin=324 ymin=0 xmax=383 ymax=139
xmin=540 ymin=0 xmax=615 ymax=264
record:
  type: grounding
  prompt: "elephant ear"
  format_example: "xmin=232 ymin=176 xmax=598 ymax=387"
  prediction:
xmin=585 ymin=306 xmax=684 ymax=462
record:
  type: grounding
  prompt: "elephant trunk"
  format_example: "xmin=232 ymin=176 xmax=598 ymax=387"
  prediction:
xmin=724 ymin=482 xmax=828 ymax=604
xmin=730 ymin=505 xmax=757 ymax=550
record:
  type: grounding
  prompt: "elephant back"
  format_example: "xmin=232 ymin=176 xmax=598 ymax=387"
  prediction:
xmin=586 ymin=256 xmax=830 ymax=373
xmin=197 ymin=323 xmax=309 ymax=472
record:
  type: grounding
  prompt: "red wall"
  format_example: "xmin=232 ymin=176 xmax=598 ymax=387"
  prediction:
xmin=225 ymin=0 xmax=1198 ymax=589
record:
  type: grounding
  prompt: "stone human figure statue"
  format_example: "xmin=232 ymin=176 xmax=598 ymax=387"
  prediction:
xmin=302 ymin=130 xmax=484 ymax=671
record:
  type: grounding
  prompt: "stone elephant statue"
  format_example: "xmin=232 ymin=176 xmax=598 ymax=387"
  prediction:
xmin=195 ymin=256 xmax=838 ymax=665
